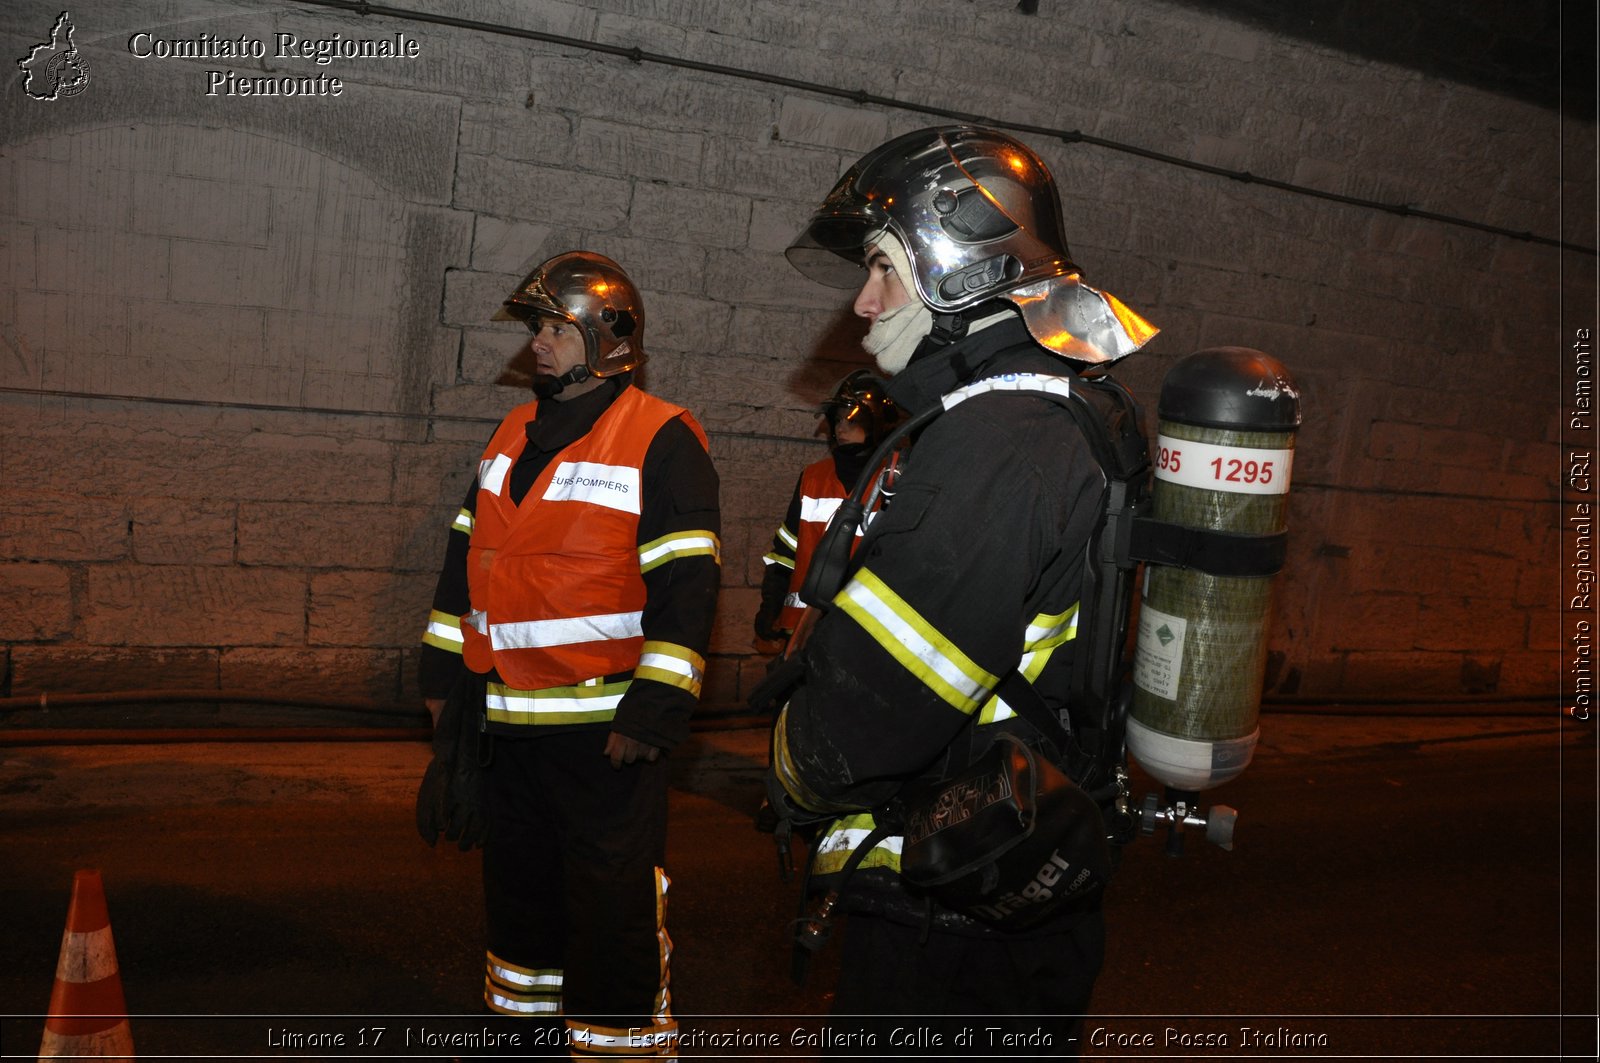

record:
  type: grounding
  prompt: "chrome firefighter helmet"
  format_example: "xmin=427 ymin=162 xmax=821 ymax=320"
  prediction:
xmin=504 ymin=251 xmax=646 ymax=377
xmin=818 ymin=369 xmax=901 ymax=446
xmin=786 ymin=125 xmax=1158 ymax=364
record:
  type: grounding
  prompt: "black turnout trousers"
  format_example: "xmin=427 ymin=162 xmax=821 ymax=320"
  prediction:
xmin=481 ymin=728 xmax=671 ymax=1032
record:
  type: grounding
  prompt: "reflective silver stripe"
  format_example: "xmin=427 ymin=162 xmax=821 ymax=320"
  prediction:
xmin=424 ymin=612 xmax=463 ymax=647
xmin=490 ymin=610 xmax=643 ymax=650
xmin=426 ymin=621 xmax=463 ymax=646
xmin=813 ymin=814 xmax=902 ymax=874
xmin=465 ymin=610 xmax=487 ymax=634
xmin=490 ymin=963 xmax=562 ymax=989
xmin=479 ymin=453 xmax=514 ymax=497
xmin=487 ymin=683 xmax=628 ymax=720
xmin=451 ymin=507 xmax=474 ymax=535
xmin=485 ymin=955 xmax=562 ymax=1015
xmin=638 ymin=531 xmax=721 ymax=573
xmin=799 ymin=495 xmax=843 ymax=525
xmin=1025 ymin=603 xmax=1079 ymax=646
xmin=815 ymin=823 xmax=903 ymax=859
xmin=776 ymin=524 xmax=798 ymax=549
xmin=635 ymin=643 xmax=704 ymax=696
xmin=984 ymin=606 xmax=1078 ymax=722
xmin=836 ymin=569 xmax=996 ymax=714
xmin=487 ymin=992 xmax=557 ymax=1013
xmin=762 ymin=551 xmax=795 ymax=569
xmin=941 ymin=371 xmax=1073 ymax=410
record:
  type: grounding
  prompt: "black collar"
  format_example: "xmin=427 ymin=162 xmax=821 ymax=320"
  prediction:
xmin=525 ymin=375 xmax=628 ymax=455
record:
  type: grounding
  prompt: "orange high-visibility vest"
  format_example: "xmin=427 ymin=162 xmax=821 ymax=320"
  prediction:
xmin=461 ymin=387 xmax=708 ymax=690
xmin=776 ymin=457 xmax=852 ymax=631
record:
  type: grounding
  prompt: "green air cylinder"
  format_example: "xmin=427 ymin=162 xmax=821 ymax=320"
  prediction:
xmin=1128 ymin=348 xmax=1301 ymax=793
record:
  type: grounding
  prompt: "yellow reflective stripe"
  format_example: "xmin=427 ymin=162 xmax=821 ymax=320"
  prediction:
xmin=422 ymin=609 xmax=463 ymax=653
xmin=634 ymin=641 xmax=704 ymax=698
xmin=1024 ymin=603 xmax=1079 ymax=652
xmin=771 ymin=703 xmax=852 ymax=814
xmin=762 ymin=550 xmax=796 ymax=570
xmin=978 ymin=603 xmax=1079 ymax=723
xmin=776 ymin=524 xmax=798 ymax=550
xmin=486 ymin=678 xmax=630 ymax=725
xmin=834 ymin=568 xmax=999 ymax=715
xmin=653 ymin=868 xmax=674 ymax=1024
xmin=451 ymin=507 xmax=474 ymax=535
xmin=812 ymin=813 xmax=902 ymax=875
xmin=638 ymin=530 xmax=722 ymax=574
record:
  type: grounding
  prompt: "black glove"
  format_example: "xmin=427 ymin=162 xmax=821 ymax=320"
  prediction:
xmin=754 ymin=601 xmax=787 ymax=643
xmin=416 ymin=673 xmax=490 ymax=851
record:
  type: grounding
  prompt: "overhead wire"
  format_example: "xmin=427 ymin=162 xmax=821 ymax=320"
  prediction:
xmin=287 ymin=0 xmax=1594 ymax=256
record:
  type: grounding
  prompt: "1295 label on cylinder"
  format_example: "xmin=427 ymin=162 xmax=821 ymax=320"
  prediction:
xmin=1153 ymin=435 xmax=1294 ymax=495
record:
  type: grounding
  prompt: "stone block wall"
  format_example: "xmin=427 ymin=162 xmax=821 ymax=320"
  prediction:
xmin=1 ymin=0 xmax=1592 ymax=719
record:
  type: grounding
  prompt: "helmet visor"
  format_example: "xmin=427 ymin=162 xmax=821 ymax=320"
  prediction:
xmin=785 ymin=156 xmax=895 ymax=289
xmin=785 ymin=211 xmax=882 ymax=289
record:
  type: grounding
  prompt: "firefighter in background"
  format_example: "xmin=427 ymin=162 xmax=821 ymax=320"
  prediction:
xmin=765 ymin=126 xmax=1158 ymax=1049
xmin=754 ymin=370 xmax=901 ymax=652
xmin=417 ymin=252 xmax=720 ymax=1057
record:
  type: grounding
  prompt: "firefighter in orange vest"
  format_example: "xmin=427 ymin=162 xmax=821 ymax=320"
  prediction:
xmin=754 ymin=370 xmax=901 ymax=649
xmin=418 ymin=252 xmax=720 ymax=1057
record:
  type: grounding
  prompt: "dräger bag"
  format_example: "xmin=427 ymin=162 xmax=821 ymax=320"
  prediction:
xmin=896 ymin=732 xmax=1111 ymax=931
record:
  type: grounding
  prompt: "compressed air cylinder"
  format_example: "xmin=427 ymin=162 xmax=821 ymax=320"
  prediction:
xmin=1128 ymin=348 xmax=1301 ymax=793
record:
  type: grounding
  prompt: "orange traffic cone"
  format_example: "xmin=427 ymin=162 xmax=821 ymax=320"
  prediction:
xmin=38 ymin=869 xmax=134 ymax=1060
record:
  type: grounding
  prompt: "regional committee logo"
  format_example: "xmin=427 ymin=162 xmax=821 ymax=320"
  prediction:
xmin=17 ymin=11 xmax=91 ymax=101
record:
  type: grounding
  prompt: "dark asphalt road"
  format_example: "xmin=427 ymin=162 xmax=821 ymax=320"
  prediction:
xmin=0 ymin=714 xmax=1594 ymax=1060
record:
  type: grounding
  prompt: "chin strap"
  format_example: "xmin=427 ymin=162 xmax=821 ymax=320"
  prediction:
xmin=533 ymin=364 xmax=592 ymax=399
xmin=914 ymin=306 xmax=1003 ymax=380
xmin=926 ymin=311 xmax=970 ymax=351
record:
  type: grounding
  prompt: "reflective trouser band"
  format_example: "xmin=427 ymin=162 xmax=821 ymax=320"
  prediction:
xmin=812 ymin=813 xmax=903 ymax=875
xmin=638 ymin=529 xmax=721 ymax=574
xmin=486 ymin=678 xmax=630 ymax=725
xmin=833 ymin=566 xmax=998 ymax=715
xmin=567 ymin=867 xmax=675 ymax=1058
xmin=633 ymin=642 xmax=704 ymax=698
xmin=569 ymin=1019 xmax=679 ymax=1058
xmin=489 ymin=610 xmax=644 ymax=650
xmin=484 ymin=952 xmax=562 ymax=1015
xmin=653 ymin=867 xmax=674 ymax=1027
xmin=421 ymin=609 xmax=464 ymax=653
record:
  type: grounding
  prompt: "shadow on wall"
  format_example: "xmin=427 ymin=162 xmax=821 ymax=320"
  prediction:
xmin=496 ymin=345 xmax=536 ymax=390
xmin=789 ymin=305 xmax=874 ymax=407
